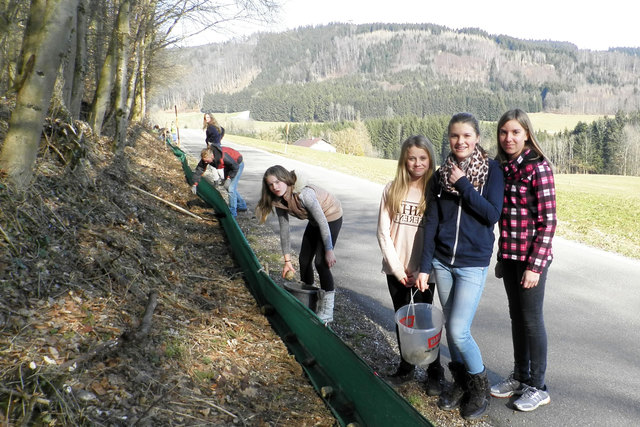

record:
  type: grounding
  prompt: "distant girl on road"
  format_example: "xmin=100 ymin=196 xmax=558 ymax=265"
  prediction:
xmin=491 ymin=109 xmax=556 ymax=412
xmin=203 ymin=113 xmax=225 ymax=184
xmin=256 ymin=165 xmax=343 ymax=324
xmin=203 ymin=113 xmax=224 ymax=148
xmin=416 ymin=112 xmax=503 ymax=420
xmin=376 ymin=135 xmax=445 ymax=395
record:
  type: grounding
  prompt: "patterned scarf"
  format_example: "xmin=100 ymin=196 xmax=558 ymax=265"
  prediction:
xmin=439 ymin=145 xmax=490 ymax=195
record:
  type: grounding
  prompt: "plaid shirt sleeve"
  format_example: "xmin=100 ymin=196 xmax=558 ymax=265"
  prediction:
xmin=528 ymin=161 xmax=556 ymax=273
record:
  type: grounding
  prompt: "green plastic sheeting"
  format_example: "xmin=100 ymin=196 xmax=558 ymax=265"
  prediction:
xmin=171 ymin=145 xmax=434 ymax=427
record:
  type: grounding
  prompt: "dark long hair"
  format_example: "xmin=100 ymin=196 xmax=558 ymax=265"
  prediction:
xmin=448 ymin=112 xmax=480 ymax=137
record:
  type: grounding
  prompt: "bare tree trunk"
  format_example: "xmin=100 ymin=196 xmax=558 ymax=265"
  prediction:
xmin=13 ymin=0 xmax=45 ymax=85
xmin=0 ymin=0 xmax=78 ymax=189
xmin=69 ymin=0 xmax=88 ymax=119
xmin=125 ymin=0 xmax=145 ymax=120
xmin=125 ymin=44 xmax=140 ymax=122
xmin=113 ymin=0 xmax=130 ymax=152
xmin=88 ymin=33 xmax=115 ymax=136
xmin=126 ymin=21 xmax=144 ymax=122
xmin=131 ymin=60 xmax=146 ymax=122
xmin=0 ymin=0 xmax=26 ymax=94
xmin=130 ymin=0 xmax=157 ymax=122
xmin=91 ymin=0 xmax=105 ymax=83
xmin=60 ymin=2 xmax=78 ymax=110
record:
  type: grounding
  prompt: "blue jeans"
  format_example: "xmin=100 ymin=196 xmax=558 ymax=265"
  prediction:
xmin=433 ymin=257 xmax=488 ymax=374
xmin=228 ymin=162 xmax=247 ymax=217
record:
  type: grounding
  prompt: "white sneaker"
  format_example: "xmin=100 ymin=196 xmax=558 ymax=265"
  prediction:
xmin=513 ymin=385 xmax=550 ymax=412
xmin=490 ymin=372 xmax=524 ymax=398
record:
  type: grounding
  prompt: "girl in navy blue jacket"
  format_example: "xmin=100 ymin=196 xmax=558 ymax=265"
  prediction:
xmin=203 ymin=113 xmax=224 ymax=148
xmin=416 ymin=112 xmax=503 ymax=420
xmin=203 ymin=113 xmax=225 ymax=184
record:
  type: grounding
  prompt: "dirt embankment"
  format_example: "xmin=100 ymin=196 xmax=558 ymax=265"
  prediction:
xmin=0 ymin=122 xmax=335 ymax=426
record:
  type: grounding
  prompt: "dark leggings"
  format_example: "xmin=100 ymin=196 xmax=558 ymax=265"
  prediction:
xmin=502 ymin=259 xmax=550 ymax=389
xmin=386 ymin=274 xmax=441 ymax=370
xmin=299 ymin=217 xmax=342 ymax=291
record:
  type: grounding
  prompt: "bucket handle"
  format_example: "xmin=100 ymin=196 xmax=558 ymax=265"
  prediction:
xmin=407 ymin=289 xmax=418 ymax=320
xmin=407 ymin=287 xmax=434 ymax=318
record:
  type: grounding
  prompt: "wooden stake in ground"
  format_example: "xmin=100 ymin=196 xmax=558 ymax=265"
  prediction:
xmin=174 ymin=105 xmax=181 ymax=147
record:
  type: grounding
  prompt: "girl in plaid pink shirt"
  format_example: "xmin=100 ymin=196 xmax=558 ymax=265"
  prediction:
xmin=491 ymin=109 xmax=557 ymax=412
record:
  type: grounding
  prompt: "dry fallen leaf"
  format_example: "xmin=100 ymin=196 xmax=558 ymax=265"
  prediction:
xmin=91 ymin=382 xmax=107 ymax=396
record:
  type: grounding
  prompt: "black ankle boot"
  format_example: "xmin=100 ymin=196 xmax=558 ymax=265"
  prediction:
xmin=425 ymin=363 xmax=445 ymax=396
xmin=461 ymin=367 xmax=490 ymax=420
xmin=438 ymin=362 xmax=467 ymax=410
xmin=384 ymin=359 xmax=415 ymax=386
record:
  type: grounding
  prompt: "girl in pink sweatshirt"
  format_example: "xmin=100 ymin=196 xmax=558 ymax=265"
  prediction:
xmin=377 ymin=135 xmax=444 ymax=395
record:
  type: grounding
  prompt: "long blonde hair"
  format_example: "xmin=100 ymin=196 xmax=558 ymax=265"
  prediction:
xmin=255 ymin=165 xmax=297 ymax=223
xmin=386 ymin=135 xmax=436 ymax=217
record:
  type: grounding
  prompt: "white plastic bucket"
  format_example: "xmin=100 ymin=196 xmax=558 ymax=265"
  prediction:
xmin=395 ymin=303 xmax=443 ymax=367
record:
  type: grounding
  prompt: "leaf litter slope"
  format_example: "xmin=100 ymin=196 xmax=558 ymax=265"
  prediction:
xmin=0 ymin=122 xmax=333 ymax=426
xmin=0 ymin=116 xmax=490 ymax=426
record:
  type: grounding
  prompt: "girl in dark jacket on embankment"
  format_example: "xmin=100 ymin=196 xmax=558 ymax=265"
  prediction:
xmin=416 ymin=112 xmax=504 ymax=421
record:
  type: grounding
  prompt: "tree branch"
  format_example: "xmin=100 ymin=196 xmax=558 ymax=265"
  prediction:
xmin=127 ymin=183 xmax=203 ymax=220
xmin=132 ymin=291 xmax=158 ymax=340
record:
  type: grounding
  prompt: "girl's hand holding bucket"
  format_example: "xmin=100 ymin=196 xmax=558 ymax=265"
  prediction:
xmin=415 ymin=272 xmax=431 ymax=292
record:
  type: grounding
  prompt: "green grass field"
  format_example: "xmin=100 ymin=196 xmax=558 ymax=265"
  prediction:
xmin=528 ymin=112 xmax=604 ymax=133
xmin=554 ymin=174 xmax=640 ymax=258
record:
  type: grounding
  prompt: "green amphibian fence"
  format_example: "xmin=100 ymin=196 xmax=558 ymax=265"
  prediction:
xmin=171 ymin=145 xmax=433 ymax=427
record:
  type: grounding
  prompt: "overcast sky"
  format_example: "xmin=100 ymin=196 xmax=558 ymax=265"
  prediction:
xmin=185 ymin=0 xmax=638 ymax=51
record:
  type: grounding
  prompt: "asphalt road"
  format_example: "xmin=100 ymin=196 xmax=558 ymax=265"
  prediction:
xmin=178 ymin=129 xmax=640 ymax=426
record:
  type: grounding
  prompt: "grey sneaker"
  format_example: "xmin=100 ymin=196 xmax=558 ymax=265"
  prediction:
xmin=513 ymin=385 xmax=550 ymax=412
xmin=490 ymin=373 xmax=524 ymax=398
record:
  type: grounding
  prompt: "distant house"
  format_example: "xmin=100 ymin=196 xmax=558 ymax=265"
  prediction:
xmin=233 ymin=111 xmax=250 ymax=120
xmin=292 ymin=137 xmax=336 ymax=153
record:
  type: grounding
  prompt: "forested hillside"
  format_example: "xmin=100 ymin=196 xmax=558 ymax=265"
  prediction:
xmin=152 ymin=23 xmax=640 ymax=176
xmin=154 ymin=23 xmax=640 ymax=121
